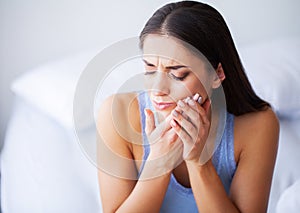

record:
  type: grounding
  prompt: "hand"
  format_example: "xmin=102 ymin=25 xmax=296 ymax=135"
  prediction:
xmin=142 ymin=109 xmax=183 ymax=178
xmin=170 ymin=94 xmax=211 ymax=164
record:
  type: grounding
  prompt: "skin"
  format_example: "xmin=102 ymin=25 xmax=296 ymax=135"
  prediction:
xmin=97 ymin=35 xmax=279 ymax=213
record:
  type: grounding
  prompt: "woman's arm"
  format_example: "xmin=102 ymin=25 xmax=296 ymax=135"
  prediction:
xmin=98 ymin=170 xmax=171 ymax=213
xmin=187 ymin=160 xmax=240 ymax=213
xmin=171 ymin=96 xmax=279 ymax=212
xmin=187 ymin=109 xmax=279 ymax=213
xmin=97 ymin=94 xmax=176 ymax=213
xmin=228 ymin=109 xmax=279 ymax=212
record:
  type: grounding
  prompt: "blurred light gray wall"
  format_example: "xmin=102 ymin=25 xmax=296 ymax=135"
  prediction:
xmin=0 ymin=0 xmax=300 ymax=149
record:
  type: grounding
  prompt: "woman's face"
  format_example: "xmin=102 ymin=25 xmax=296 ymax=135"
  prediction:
xmin=142 ymin=34 xmax=216 ymax=117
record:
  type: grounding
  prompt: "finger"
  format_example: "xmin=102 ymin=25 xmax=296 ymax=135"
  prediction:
xmin=183 ymin=94 xmax=202 ymax=112
xmin=197 ymin=99 xmax=211 ymax=125
xmin=144 ymin=108 xmax=155 ymax=135
xmin=192 ymin=93 xmax=203 ymax=105
xmin=186 ymin=96 xmax=211 ymax=127
xmin=148 ymin=112 xmax=173 ymax=143
xmin=171 ymin=120 xmax=197 ymax=159
xmin=170 ymin=119 xmax=195 ymax=146
xmin=171 ymin=111 xmax=198 ymax=139
xmin=155 ymin=111 xmax=174 ymax=132
xmin=174 ymin=97 xmax=198 ymax=116
xmin=202 ymin=98 xmax=211 ymax=114
xmin=175 ymin=100 xmax=201 ymax=127
xmin=187 ymin=94 xmax=206 ymax=115
xmin=164 ymin=128 xmax=179 ymax=144
xmin=183 ymin=96 xmax=200 ymax=113
xmin=181 ymin=111 xmax=189 ymax=121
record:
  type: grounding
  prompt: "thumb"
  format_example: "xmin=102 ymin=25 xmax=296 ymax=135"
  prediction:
xmin=144 ymin=108 xmax=155 ymax=135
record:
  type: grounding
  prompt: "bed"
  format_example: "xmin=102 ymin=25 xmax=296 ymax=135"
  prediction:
xmin=1 ymin=37 xmax=300 ymax=213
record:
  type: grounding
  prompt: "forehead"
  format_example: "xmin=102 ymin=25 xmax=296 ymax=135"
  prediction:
xmin=142 ymin=35 xmax=203 ymax=67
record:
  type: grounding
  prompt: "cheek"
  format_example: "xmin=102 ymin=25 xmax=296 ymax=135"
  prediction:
xmin=190 ymin=73 xmax=213 ymax=96
xmin=177 ymin=78 xmax=207 ymax=98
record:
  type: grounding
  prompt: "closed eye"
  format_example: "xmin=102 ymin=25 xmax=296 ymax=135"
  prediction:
xmin=142 ymin=59 xmax=190 ymax=80
xmin=144 ymin=71 xmax=156 ymax=75
xmin=169 ymin=72 xmax=189 ymax=81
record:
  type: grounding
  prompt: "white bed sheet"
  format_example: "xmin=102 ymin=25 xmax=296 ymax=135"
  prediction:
xmin=1 ymin=97 xmax=102 ymax=213
xmin=268 ymin=119 xmax=300 ymax=213
xmin=276 ymin=179 xmax=300 ymax=213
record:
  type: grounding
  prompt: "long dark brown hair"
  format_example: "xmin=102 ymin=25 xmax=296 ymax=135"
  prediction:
xmin=139 ymin=1 xmax=270 ymax=116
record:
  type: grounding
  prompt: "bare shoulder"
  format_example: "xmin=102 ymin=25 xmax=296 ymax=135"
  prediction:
xmin=235 ymin=107 xmax=279 ymax=133
xmin=98 ymin=92 xmax=138 ymax=114
xmin=230 ymin=108 xmax=280 ymax=212
xmin=98 ymin=92 xmax=140 ymax=128
xmin=97 ymin=92 xmax=142 ymax=157
xmin=234 ymin=108 xmax=280 ymax=162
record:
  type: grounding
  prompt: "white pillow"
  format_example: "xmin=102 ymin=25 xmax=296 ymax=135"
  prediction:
xmin=11 ymin=49 xmax=144 ymax=130
xmin=11 ymin=50 xmax=97 ymax=130
xmin=239 ymin=37 xmax=300 ymax=119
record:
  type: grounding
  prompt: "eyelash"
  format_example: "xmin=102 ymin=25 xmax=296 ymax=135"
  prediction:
xmin=144 ymin=71 xmax=189 ymax=81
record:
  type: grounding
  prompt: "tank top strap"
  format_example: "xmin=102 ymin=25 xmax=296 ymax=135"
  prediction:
xmin=212 ymin=111 xmax=237 ymax=193
xmin=137 ymin=91 xmax=152 ymax=176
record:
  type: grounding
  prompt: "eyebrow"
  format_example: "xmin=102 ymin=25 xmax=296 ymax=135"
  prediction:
xmin=143 ymin=59 xmax=189 ymax=70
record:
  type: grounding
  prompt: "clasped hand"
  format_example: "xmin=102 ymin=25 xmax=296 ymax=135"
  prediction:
xmin=144 ymin=93 xmax=211 ymax=169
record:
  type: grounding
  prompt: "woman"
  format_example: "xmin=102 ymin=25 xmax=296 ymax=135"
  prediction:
xmin=97 ymin=1 xmax=279 ymax=212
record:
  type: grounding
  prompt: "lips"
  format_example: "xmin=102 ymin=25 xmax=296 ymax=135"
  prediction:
xmin=152 ymin=100 xmax=176 ymax=110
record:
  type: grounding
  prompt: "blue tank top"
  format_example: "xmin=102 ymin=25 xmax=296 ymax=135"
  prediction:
xmin=137 ymin=91 xmax=237 ymax=212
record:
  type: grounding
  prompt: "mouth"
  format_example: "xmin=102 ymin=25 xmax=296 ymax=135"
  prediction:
xmin=152 ymin=100 xmax=176 ymax=111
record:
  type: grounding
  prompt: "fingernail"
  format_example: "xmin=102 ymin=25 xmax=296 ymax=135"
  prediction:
xmin=193 ymin=93 xmax=199 ymax=101
xmin=184 ymin=96 xmax=190 ymax=103
xmin=178 ymin=100 xmax=185 ymax=108
xmin=188 ymin=99 xmax=195 ymax=106
xmin=197 ymin=96 xmax=202 ymax=104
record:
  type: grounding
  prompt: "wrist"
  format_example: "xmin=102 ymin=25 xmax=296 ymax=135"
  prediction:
xmin=186 ymin=159 xmax=214 ymax=173
xmin=139 ymin=160 xmax=172 ymax=180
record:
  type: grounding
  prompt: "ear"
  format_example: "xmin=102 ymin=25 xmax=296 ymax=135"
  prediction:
xmin=211 ymin=63 xmax=226 ymax=89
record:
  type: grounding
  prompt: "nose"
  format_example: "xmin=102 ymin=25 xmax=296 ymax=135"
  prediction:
xmin=151 ymin=72 xmax=170 ymax=96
